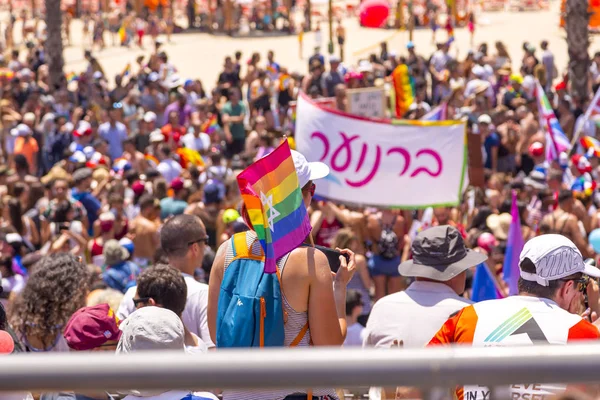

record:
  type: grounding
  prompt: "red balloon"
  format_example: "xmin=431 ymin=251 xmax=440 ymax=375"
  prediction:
xmin=359 ymin=0 xmax=390 ymax=28
xmin=0 ymin=331 xmax=14 ymax=354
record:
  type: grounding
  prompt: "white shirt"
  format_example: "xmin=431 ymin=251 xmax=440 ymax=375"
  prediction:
xmin=363 ymin=281 xmax=472 ymax=349
xmin=591 ymin=62 xmax=600 ymax=83
xmin=117 ymin=274 xmax=214 ymax=348
xmin=575 ymin=114 xmax=596 ymax=138
xmin=430 ymin=50 xmax=452 ymax=73
xmin=182 ymin=132 xmax=210 ymax=153
xmin=1 ymin=274 xmax=25 ymax=308
xmin=186 ymin=332 xmax=208 ymax=354
xmin=157 ymin=159 xmax=182 ymax=183
xmin=344 ymin=322 xmax=365 ymax=347
xmin=4 ymin=134 xmax=16 ymax=155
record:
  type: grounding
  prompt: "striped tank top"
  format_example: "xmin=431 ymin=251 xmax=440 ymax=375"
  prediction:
xmin=222 ymin=231 xmax=338 ymax=400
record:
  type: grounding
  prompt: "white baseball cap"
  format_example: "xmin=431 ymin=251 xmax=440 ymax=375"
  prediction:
xmin=478 ymin=114 xmax=492 ymax=125
xmin=143 ymin=111 xmax=157 ymax=123
xmin=519 ymin=234 xmax=600 ymax=286
xmin=10 ymin=123 xmax=32 ymax=137
xmin=291 ymin=150 xmax=330 ymax=188
xmin=149 ymin=129 xmax=164 ymax=143
xmin=116 ymin=306 xmax=184 ymax=353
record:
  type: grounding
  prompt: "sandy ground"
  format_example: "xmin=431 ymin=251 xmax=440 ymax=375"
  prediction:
xmin=7 ymin=0 xmax=600 ymax=85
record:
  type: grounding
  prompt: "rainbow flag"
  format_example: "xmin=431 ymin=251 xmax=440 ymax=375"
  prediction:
xmin=66 ymin=72 xmax=78 ymax=82
xmin=145 ymin=154 xmax=159 ymax=168
xmin=201 ymin=115 xmax=219 ymax=134
xmin=237 ymin=141 xmax=311 ymax=273
xmin=177 ymin=147 xmax=204 ymax=169
xmin=536 ymin=81 xmax=571 ymax=160
xmin=390 ymin=64 xmax=414 ymax=117
xmin=580 ymin=136 xmax=600 ymax=157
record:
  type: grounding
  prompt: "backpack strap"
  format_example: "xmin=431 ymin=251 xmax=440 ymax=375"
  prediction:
xmin=289 ymin=322 xmax=309 ymax=347
xmin=231 ymin=232 xmax=264 ymax=262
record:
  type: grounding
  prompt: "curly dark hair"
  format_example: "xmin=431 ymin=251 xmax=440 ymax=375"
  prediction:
xmin=8 ymin=253 xmax=91 ymax=350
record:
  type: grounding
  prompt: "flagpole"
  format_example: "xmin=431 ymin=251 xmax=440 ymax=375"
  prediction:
xmin=569 ymin=86 xmax=600 ymax=154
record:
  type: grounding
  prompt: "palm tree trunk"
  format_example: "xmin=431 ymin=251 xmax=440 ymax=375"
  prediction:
xmin=306 ymin=0 xmax=312 ymax=31
xmin=565 ymin=0 xmax=590 ymax=102
xmin=45 ymin=0 xmax=65 ymax=91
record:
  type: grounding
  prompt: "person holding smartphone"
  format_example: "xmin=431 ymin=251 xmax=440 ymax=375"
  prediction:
xmin=208 ymin=150 xmax=356 ymax=400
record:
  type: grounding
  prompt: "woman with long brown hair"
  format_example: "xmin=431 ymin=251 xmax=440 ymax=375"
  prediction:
xmin=332 ymin=228 xmax=373 ymax=325
xmin=9 ymin=253 xmax=91 ymax=352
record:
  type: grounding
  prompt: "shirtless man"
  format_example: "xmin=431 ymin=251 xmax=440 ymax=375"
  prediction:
xmin=129 ymin=195 xmax=160 ymax=268
xmin=122 ymin=137 xmax=147 ymax=173
xmin=516 ymin=105 xmax=542 ymax=173
xmin=541 ymin=189 xmax=593 ymax=258
xmin=496 ymin=109 xmax=520 ymax=173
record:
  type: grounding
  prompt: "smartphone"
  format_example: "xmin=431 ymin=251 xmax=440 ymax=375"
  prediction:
xmin=302 ymin=244 xmax=350 ymax=273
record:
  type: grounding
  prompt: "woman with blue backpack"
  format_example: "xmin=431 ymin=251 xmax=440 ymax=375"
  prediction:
xmin=208 ymin=150 xmax=356 ymax=400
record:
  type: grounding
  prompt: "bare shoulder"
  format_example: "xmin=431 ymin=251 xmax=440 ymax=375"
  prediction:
xmin=355 ymin=253 xmax=367 ymax=264
xmin=287 ymin=246 xmax=329 ymax=276
xmin=212 ymin=240 xmax=229 ymax=274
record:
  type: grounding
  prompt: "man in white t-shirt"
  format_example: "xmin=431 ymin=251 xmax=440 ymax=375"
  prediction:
xmin=182 ymin=127 xmax=210 ymax=154
xmin=118 ymin=214 xmax=214 ymax=348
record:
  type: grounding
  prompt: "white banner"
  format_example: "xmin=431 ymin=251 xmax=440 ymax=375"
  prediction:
xmin=295 ymin=93 xmax=467 ymax=208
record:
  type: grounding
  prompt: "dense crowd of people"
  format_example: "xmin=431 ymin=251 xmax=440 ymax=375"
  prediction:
xmin=3 ymin=4 xmax=600 ymax=400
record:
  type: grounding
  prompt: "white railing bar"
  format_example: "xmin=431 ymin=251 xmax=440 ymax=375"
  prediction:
xmin=0 ymin=344 xmax=599 ymax=392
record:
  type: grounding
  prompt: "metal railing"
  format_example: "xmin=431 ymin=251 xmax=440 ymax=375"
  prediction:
xmin=1 ymin=343 xmax=600 ymax=392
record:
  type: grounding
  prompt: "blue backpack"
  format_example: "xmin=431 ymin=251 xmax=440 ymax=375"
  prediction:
xmin=216 ymin=232 xmax=286 ymax=347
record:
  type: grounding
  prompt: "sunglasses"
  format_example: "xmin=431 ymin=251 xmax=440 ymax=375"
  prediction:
xmin=133 ymin=297 xmax=151 ymax=307
xmin=188 ymin=236 xmax=209 ymax=247
xmin=165 ymin=236 xmax=209 ymax=254
xmin=561 ymin=276 xmax=590 ymax=293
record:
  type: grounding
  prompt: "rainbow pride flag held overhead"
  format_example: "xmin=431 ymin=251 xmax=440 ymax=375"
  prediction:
xmin=237 ymin=141 xmax=312 ymax=273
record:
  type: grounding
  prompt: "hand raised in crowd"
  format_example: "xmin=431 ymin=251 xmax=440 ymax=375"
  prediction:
xmin=334 ymin=247 xmax=356 ymax=286
xmin=587 ymin=278 xmax=600 ymax=323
